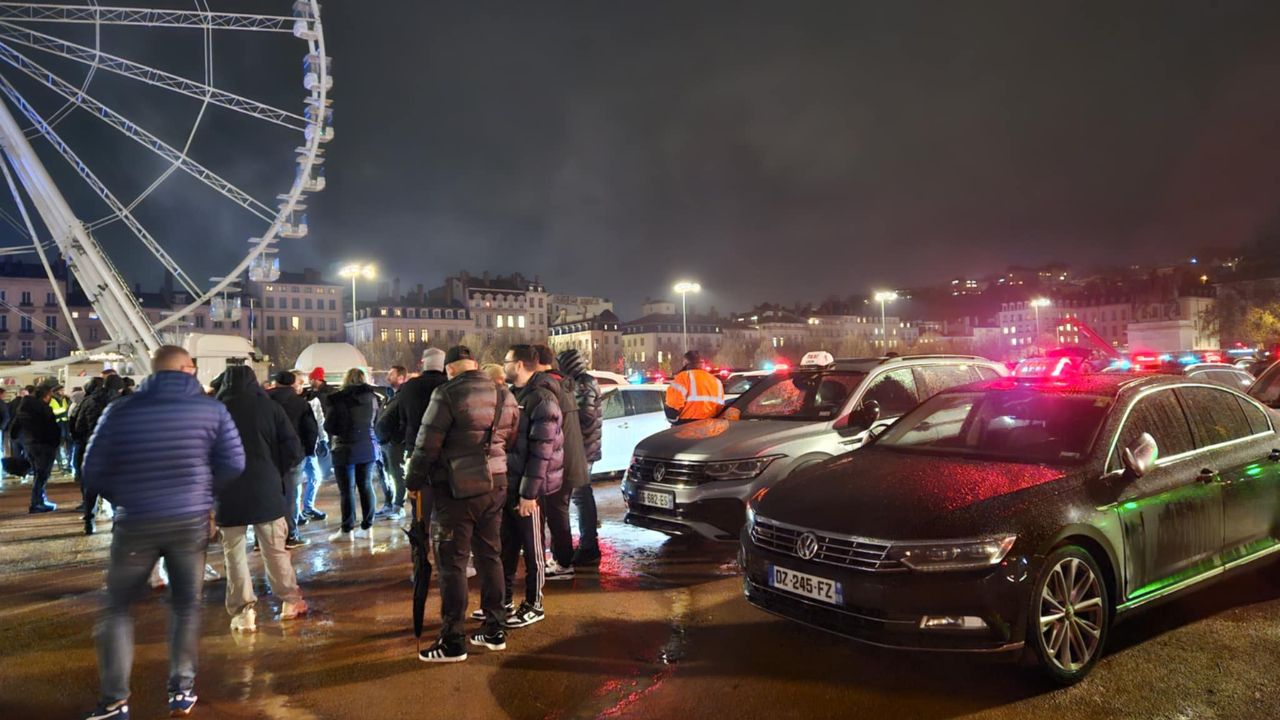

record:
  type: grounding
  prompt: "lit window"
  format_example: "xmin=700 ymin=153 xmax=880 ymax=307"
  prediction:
xmin=291 ymin=316 xmax=300 ymax=331
xmin=395 ymin=328 xmax=403 ymax=343
xmin=518 ymin=315 xmax=526 ymax=328
xmin=496 ymin=315 xmax=504 ymax=328
xmin=380 ymin=328 xmax=388 ymax=341
xmin=507 ymin=314 xmax=515 ymax=328
xmin=408 ymin=329 xmax=416 ymax=343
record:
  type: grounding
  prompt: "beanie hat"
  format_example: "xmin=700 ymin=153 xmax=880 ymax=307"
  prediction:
xmin=308 ymin=367 xmax=326 ymax=383
xmin=443 ymin=346 xmax=473 ymax=366
xmin=423 ymin=347 xmax=446 ymax=373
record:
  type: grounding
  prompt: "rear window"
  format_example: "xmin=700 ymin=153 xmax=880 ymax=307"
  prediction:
xmin=915 ymin=364 xmax=979 ymax=397
xmin=1178 ymin=386 xmax=1254 ymax=447
xmin=1237 ymin=396 xmax=1272 ymax=436
xmin=625 ymin=389 xmax=665 ymax=416
xmin=1249 ymin=363 xmax=1280 ymax=407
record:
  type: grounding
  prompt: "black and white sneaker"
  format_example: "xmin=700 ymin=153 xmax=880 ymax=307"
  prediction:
xmin=469 ymin=602 xmax=513 ymax=621
xmin=418 ymin=639 xmax=467 ymax=663
xmin=468 ymin=629 xmax=507 ymax=651
xmin=503 ymin=602 xmax=545 ymax=628
xmin=83 ymin=700 xmax=129 ymax=720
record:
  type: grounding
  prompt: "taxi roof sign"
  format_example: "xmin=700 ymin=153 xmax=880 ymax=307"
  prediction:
xmin=801 ymin=351 xmax=834 ymax=367
xmin=1014 ymin=356 xmax=1077 ymax=378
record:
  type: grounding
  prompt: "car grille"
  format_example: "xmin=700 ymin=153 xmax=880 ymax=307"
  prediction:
xmin=627 ymin=457 xmax=712 ymax=486
xmin=750 ymin=516 xmax=902 ymax=572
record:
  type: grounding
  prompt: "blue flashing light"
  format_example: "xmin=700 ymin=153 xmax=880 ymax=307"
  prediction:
xmin=762 ymin=362 xmax=775 ymax=372
xmin=1110 ymin=359 xmax=1132 ymax=370
xmin=629 ymin=373 xmax=644 ymax=385
xmin=1158 ymin=354 xmax=1173 ymax=362
xmin=1178 ymin=354 xmax=1198 ymax=365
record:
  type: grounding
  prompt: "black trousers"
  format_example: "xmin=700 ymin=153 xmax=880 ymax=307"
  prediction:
xmin=502 ymin=495 xmax=544 ymax=608
xmin=433 ymin=484 xmax=506 ymax=643
xmin=335 ymin=462 xmax=374 ymax=532
xmin=542 ymin=483 xmax=575 ymax=567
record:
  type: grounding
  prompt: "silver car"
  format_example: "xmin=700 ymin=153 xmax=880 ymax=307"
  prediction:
xmin=621 ymin=355 xmax=1009 ymax=540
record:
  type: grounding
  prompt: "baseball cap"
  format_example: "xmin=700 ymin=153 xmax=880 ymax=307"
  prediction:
xmin=444 ymin=346 xmax=474 ymax=365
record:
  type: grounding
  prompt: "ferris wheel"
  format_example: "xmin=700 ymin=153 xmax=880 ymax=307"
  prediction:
xmin=0 ymin=1 xmax=331 ymax=373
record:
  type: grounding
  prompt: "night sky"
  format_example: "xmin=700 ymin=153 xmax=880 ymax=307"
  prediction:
xmin=3 ymin=1 xmax=1280 ymax=318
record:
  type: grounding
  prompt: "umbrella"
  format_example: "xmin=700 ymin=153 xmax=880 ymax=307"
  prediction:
xmin=403 ymin=489 xmax=432 ymax=651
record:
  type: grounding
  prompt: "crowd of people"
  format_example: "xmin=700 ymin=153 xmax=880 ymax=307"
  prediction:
xmin=65 ymin=340 xmax=611 ymax=719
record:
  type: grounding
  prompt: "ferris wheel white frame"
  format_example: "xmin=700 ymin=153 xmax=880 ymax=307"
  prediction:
xmin=0 ymin=1 xmax=331 ymax=373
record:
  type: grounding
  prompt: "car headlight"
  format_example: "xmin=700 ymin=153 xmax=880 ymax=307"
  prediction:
xmin=704 ymin=455 xmax=783 ymax=481
xmin=888 ymin=535 xmax=1017 ymax=572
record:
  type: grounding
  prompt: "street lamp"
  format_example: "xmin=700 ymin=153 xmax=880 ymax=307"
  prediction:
xmin=339 ymin=262 xmax=377 ymax=326
xmin=873 ymin=291 xmax=898 ymax=351
xmin=673 ymin=281 xmax=701 ymax=354
xmin=1030 ymin=297 xmax=1052 ymax=352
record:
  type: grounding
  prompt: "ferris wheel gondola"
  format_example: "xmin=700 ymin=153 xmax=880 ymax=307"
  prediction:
xmin=0 ymin=1 xmax=331 ymax=373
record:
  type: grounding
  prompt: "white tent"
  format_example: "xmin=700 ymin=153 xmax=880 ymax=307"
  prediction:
xmin=293 ymin=343 xmax=370 ymax=384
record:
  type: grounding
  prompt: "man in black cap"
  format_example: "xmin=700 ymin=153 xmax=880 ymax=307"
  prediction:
xmin=406 ymin=345 xmax=518 ymax=662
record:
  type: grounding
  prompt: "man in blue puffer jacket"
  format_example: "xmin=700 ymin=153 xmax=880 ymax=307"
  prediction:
xmin=81 ymin=346 xmax=245 ymax=720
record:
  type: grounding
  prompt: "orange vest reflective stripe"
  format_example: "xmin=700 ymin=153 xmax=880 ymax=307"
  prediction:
xmin=664 ymin=369 xmax=725 ymax=421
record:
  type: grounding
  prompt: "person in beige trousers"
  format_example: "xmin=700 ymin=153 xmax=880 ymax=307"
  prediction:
xmin=213 ymin=366 xmax=308 ymax=632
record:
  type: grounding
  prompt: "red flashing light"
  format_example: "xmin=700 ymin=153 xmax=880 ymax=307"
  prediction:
xmin=1049 ymin=357 xmax=1071 ymax=377
xmin=1203 ymin=351 xmax=1222 ymax=363
xmin=773 ymin=363 xmax=790 ymax=372
xmin=1133 ymin=353 xmax=1157 ymax=364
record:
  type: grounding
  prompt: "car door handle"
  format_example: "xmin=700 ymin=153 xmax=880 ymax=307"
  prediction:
xmin=1270 ymin=448 xmax=1280 ymax=462
xmin=1198 ymin=468 xmax=1218 ymax=484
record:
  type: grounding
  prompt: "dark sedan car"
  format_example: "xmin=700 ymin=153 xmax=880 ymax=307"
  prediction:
xmin=741 ymin=374 xmax=1280 ymax=683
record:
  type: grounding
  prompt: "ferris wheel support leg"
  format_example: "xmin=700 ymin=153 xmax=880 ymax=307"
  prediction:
xmin=0 ymin=93 xmax=158 ymax=372
xmin=0 ymin=154 xmax=83 ymax=351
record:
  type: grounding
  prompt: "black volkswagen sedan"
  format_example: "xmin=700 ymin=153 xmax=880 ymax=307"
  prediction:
xmin=741 ymin=374 xmax=1280 ymax=683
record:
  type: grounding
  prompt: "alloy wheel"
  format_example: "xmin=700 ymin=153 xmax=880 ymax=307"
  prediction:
xmin=1038 ymin=556 xmax=1105 ymax=673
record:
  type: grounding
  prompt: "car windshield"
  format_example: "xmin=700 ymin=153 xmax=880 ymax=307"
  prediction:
xmin=734 ymin=370 xmax=866 ymax=421
xmin=876 ymin=388 xmax=1112 ymax=464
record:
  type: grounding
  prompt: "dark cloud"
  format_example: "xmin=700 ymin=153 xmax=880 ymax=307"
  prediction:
xmin=2 ymin=1 xmax=1279 ymax=318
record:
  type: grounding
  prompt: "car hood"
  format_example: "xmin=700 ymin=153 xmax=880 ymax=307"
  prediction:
xmin=634 ymin=418 xmax=827 ymax=461
xmin=756 ymin=447 xmax=1068 ymax=539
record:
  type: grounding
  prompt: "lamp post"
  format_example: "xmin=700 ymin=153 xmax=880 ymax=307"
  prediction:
xmin=873 ymin=291 xmax=898 ymax=351
xmin=1030 ymin=297 xmax=1051 ymax=353
xmin=673 ymin=281 xmax=701 ymax=355
xmin=339 ymin=263 xmax=377 ymax=340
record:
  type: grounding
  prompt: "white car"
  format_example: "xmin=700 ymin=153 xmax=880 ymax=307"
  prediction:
xmin=587 ymin=370 xmax=630 ymax=386
xmin=594 ymin=383 xmax=670 ymax=479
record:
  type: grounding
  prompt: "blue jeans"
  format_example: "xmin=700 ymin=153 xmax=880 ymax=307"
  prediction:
xmin=95 ymin=514 xmax=208 ymax=704
xmin=284 ymin=463 xmax=306 ymax=537
xmin=302 ymin=441 xmax=332 ymax=512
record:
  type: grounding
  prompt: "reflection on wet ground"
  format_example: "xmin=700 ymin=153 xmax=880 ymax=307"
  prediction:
xmin=3 ymin=473 xmax=1280 ymax=719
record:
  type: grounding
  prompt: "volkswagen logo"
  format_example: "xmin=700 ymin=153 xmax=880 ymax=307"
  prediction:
xmin=652 ymin=463 xmax=666 ymax=483
xmin=795 ymin=532 xmax=819 ymax=560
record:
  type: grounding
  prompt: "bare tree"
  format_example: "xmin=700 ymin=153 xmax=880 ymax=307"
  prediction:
xmin=267 ymin=331 xmax=314 ymax=371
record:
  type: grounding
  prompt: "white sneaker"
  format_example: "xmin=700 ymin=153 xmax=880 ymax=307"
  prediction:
xmin=280 ymin=600 xmax=308 ymax=620
xmin=545 ymin=559 xmax=575 ymax=581
xmin=230 ymin=606 xmax=257 ymax=632
xmin=465 ymin=563 xmax=477 ymax=579
xmin=203 ymin=564 xmax=221 ymax=581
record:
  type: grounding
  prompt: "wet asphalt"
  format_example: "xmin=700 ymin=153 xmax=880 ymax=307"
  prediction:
xmin=2 ymin=472 xmax=1279 ymax=720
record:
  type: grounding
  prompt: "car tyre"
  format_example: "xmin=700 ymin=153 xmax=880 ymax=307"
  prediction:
xmin=1026 ymin=545 xmax=1110 ymax=685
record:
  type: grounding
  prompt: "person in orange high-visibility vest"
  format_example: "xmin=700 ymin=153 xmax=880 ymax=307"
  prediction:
xmin=664 ymin=351 xmax=725 ymax=424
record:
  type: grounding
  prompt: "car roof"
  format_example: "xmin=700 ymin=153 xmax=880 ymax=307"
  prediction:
xmin=1182 ymin=363 xmax=1245 ymax=373
xmin=950 ymin=373 xmax=1180 ymax=398
xmin=602 ymin=383 xmax=667 ymax=393
xmin=828 ymin=354 xmax=1002 ymax=372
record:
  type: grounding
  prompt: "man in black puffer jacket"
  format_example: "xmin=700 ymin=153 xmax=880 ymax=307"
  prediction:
xmin=268 ymin=371 xmax=319 ymax=547
xmin=74 ymin=374 xmax=125 ymax=531
xmin=557 ymin=349 xmax=604 ymax=565
xmin=15 ymin=384 xmax=62 ymax=513
xmin=500 ymin=344 xmax=564 ymax=630
xmin=406 ymin=345 xmax=519 ymax=662
xmin=216 ymin=365 xmax=306 ymax=632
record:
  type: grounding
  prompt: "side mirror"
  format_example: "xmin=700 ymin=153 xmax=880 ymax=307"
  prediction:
xmin=1121 ymin=432 xmax=1159 ymax=478
xmin=846 ymin=400 xmax=881 ymax=432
